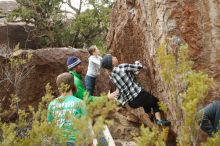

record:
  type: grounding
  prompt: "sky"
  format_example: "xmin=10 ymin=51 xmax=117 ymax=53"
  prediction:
xmin=0 ymin=0 xmax=115 ymax=18
xmin=60 ymin=0 xmax=90 ymax=13
xmin=0 ymin=0 xmax=88 ymax=12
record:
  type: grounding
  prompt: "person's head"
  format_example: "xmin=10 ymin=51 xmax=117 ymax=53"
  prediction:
xmin=88 ymin=45 xmax=100 ymax=56
xmin=101 ymin=54 xmax=118 ymax=70
xmin=56 ymin=72 xmax=76 ymax=94
xmin=67 ymin=56 xmax=83 ymax=74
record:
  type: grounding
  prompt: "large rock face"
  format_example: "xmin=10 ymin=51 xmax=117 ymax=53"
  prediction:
xmin=107 ymin=0 xmax=220 ymax=143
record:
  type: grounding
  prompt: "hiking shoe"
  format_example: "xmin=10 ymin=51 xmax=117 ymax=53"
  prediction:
xmin=148 ymin=113 xmax=155 ymax=122
xmin=156 ymin=120 xmax=171 ymax=126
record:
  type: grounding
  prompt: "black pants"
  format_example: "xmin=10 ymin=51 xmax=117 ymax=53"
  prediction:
xmin=128 ymin=90 xmax=160 ymax=113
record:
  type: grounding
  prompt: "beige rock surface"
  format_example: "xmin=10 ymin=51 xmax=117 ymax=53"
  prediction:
xmin=106 ymin=0 xmax=220 ymax=144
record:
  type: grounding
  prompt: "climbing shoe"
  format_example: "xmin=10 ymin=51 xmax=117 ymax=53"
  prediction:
xmin=156 ymin=120 xmax=171 ymax=126
xmin=148 ymin=113 xmax=155 ymax=122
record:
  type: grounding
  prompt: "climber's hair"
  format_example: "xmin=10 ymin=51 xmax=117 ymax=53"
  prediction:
xmin=88 ymin=45 xmax=97 ymax=55
xmin=56 ymin=72 xmax=76 ymax=93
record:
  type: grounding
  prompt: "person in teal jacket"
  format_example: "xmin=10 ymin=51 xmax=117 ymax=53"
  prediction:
xmin=48 ymin=72 xmax=86 ymax=146
xmin=66 ymin=56 xmax=118 ymax=101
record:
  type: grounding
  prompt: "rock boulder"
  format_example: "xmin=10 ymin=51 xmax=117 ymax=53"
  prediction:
xmin=106 ymin=0 xmax=220 ymax=144
xmin=0 ymin=48 xmax=110 ymax=107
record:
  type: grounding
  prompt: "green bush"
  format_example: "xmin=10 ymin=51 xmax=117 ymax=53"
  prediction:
xmin=135 ymin=125 xmax=168 ymax=146
xmin=0 ymin=84 xmax=116 ymax=145
xmin=0 ymin=44 xmax=33 ymax=121
xmin=203 ymin=131 xmax=220 ymax=146
xmin=156 ymin=42 xmax=212 ymax=146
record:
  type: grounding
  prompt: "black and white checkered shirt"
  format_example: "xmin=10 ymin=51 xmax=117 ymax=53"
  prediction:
xmin=109 ymin=63 xmax=143 ymax=105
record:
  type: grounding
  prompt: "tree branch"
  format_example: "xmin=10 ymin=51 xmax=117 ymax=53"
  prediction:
xmin=60 ymin=10 xmax=74 ymax=14
xmin=0 ymin=78 xmax=8 ymax=84
xmin=78 ymin=0 xmax=83 ymax=15
xmin=62 ymin=0 xmax=80 ymax=13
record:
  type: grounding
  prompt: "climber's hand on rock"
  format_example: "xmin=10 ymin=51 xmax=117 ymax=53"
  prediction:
xmin=134 ymin=60 xmax=148 ymax=70
xmin=107 ymin=90 xmax=119 ymax=100
xmin=135 ymin=60 xmax=141 ymax=65
xmin=142 ymin=65 xmax=147 ymax=70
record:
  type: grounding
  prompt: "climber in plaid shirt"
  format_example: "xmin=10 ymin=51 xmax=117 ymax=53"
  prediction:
xmin=101 ymin=54 xmax=170 ymax=126
xmin=109 ymin=63 xmax=143 ymax=105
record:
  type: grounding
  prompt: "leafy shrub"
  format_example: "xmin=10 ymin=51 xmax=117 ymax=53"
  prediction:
xmin=135 ymin=125 xmax=168 ymax=146
xmin=156 ymin=42 xmax=212 ymax=146
xmin=0 ymin=84 xmax=117 ymax=145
